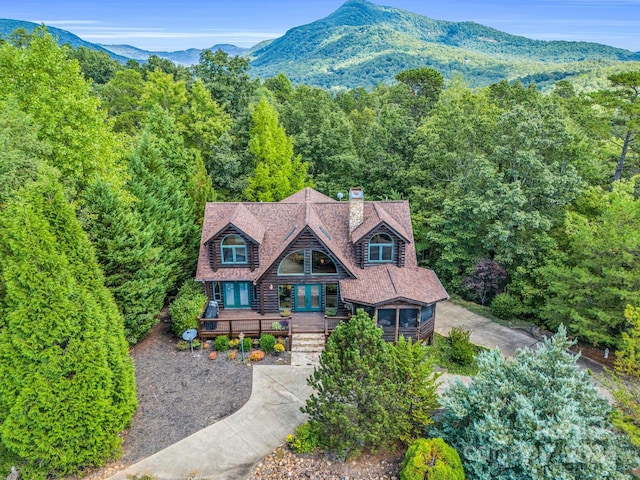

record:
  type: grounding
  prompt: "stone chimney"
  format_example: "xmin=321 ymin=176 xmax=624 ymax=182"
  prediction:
xmin=349 ymin=187 xmax=364 ymax=234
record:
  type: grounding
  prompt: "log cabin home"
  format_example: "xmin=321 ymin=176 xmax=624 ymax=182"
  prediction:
xmin=195 ymin=187 xmax=448 ymax=347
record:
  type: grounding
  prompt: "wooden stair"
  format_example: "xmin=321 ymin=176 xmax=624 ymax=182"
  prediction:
xmin=290 ymin=333 xmax=325 ymax=366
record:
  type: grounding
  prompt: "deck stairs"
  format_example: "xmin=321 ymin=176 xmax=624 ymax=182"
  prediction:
xmin=290 ymin=333 xmax=325 ymax=366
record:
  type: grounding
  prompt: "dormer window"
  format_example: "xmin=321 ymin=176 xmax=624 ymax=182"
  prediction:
xmin=221 ymin=234 xmax=247 ymax=264
xmin=369 ymin=234 xmax=393 ymax=263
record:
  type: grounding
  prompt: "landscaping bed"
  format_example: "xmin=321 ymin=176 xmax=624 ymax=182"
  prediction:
xmin=81 ymin=318 xmax=289 ymax=479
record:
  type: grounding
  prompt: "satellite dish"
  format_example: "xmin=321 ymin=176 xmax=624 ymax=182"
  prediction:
xmin=182 ymin=329 xmax=197 ymax=341
xmin=337 ymin=192 xmax=344 ymax=201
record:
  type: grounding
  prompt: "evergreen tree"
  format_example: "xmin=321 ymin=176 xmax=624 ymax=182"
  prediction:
xmin=303 ymin=310 xmax=397 ymax=458
xmin=80 ymin=179 xmax=169 ymax=343
xmin=436 ymin=326 xmax=637 ymax=479
xmin=0 ymin=172 xmax=136 ymax=477
xmin=244 ymin=95 xmax=310 ymax=201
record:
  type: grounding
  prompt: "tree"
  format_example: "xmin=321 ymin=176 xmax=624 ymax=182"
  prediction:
xmin=436 ymin=326 xmax=637 ymax=479
xmin=302 ymin=310 xmax=440 ymax=458
xmin=302 ymin=310 xmax=398 ymax=458
xmin=99 ymin=68 xmax=146 ymax=134
xmin=395 ymin=67 xmax=445 ymax=121
xmin=538 ymin=179 xmax=640 ymax=347
xmin=0 ymin=171 xmax=136 ymax=477
xmin=80 ymin=179 xmax=169 ymax=344
xmin=170 ymin=281 xmax=208 ymax=337
xmin=244 ymin=96 xmax=310 ymax=201
xmin=462 ymin=259 xmax=507 ymax=306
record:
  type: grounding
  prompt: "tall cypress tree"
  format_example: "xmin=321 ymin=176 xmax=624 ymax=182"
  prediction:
xmin=0 ymin=172 xmax=136 ymax=476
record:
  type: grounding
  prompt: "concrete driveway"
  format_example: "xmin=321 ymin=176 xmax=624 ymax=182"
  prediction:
xmin=435 ymin=301 xmax=542 ymax=356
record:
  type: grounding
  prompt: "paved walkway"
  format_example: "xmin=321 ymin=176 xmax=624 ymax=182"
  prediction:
xmin=107 ymin=301 xmax=605 ymax=479
xmin=109 ymin=365 xmax=313 ymax=480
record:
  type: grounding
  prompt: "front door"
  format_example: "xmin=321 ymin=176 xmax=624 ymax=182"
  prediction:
xmin=295 ymin=284 xmax=322 ymax=312
xmin=223 ymin=282 xmax=251 ymax=308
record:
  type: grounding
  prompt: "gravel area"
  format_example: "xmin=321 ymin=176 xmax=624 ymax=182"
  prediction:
xmin=249 ymin=446 xmax=404 ymax=479
xmin=81 ymin=317 xmax=290 ymax=479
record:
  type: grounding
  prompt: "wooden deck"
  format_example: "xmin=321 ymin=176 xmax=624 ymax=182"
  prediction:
xmin=197 ymin=309 xmax=351 ymax=346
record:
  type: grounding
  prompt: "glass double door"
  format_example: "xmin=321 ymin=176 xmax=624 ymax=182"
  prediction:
xmin=223 ymin=282 xmax=251 ymax=308
xmin=294 ymin=284 xmax=321 ymax=312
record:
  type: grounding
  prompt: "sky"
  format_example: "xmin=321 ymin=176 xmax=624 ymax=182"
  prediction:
xmin=3 ymin=0 xmax=640 ymax=52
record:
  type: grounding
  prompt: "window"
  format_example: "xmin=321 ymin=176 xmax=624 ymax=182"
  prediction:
xmin=377 ymin=309 xmax=396 ymax=328
xmin=278 ymin=251 xmax=305 ymax=275
xmin=368 ymin=234 xmax=393 ymax=262
xmin=279 ymin=284 xmax=292 ymax=310
xmin=399 ymin=308 xmax=419 ymax=328
xmin=221 ymin=234 xmax=247 ymax=264
xmin=421 ymin=305 xmax=433 ymax=324
xmin=212 ymin=282 xmax=222 ymax=302
xmin=311 ymin=251 xmax=337 ymax=274
xmin=325 ymin=284 xmax=339 ymax=309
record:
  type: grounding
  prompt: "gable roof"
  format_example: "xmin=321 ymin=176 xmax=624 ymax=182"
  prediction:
xmin=195 ymin=188 xmax=448 ymax=307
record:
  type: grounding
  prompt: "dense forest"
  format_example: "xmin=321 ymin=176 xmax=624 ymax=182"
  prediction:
xmin=0 ymin=27 xmax=638 ymax=476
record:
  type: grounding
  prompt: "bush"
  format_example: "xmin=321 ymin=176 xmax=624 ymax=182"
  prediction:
xmin=286 ymin=422 xmax=320 ymax=454
xmin=436 ymin=326 xmax=639 ymax=479
xmin=249 ymin=350 xmax=265 ymax=362
xmin=176 ymin=339 xmax=200 ymax=351
xmin=169 ymin=280 xmax=207 ymax=337
xmin=491 ymin=293 xmax=522 ymax=320
xmin=449 ymin=327 xmax=474 ymax=365
xmin=400 ymin=438 xmax=465 ymax=480
xmin=274 ymin=342 xmax=285 ymax=353
xmin=242 ymin=337 xmax=252 ymax=352
xmin=227 ymin=350 xmax=237 ymax=360
xmin=215 ymin=335 xmax=230 ymax=352
xmin=260 ymin=334 xmax=276 ymax=353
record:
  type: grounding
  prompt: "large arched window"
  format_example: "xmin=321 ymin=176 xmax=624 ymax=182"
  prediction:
xmin=278 ymin=251 xmax=305 ymax=275
xmin=368 ymin=233 xmax=393 ymax=262
xmin=311 ymin=251 xmax=337 ymax=274
xmin=221 ymin=234 xmax=247 ymax=264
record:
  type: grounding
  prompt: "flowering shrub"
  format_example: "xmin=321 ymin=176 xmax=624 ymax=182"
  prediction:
xmin=249 ymin=350 xmax=265 ymax=362
xmin=274 ymin=343 xmax=285 ymax=353
xmin=229 ymin=338 xmax=240 ymax=348
xmin=209 ymin=351 xmax=217 ymax=360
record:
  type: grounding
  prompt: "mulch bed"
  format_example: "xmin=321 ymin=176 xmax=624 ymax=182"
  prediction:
xmin=81 ymin=318 xmax=290 ymax=479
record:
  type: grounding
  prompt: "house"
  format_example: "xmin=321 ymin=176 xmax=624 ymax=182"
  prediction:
xmin=195 ymin=187 xmax=448 ymax=345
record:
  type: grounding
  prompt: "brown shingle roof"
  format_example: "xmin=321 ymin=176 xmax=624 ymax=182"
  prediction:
xmin=351 ymin=202 xmax=410 ymax=243
xmin=340 ymin=265 xmax=449 ymax=306
xmin=195 ymin=188 xmax=448 ymax=307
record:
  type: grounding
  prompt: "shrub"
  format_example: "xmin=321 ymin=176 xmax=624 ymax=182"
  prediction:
xmin=227 ymin=350 xmax=237 ymax=360
xmin=436 ymin=326 xmax=639 ymax=479
xmin=491 ymin=293 xmax=522 ymax=320
xmin=449 ymin=327 xmax=474 ymax=365
xmin=176 ymin=339 xmax=200 ymax=351
xmin=208 ymin=351 xmax=217 ymax=360
xmin=274 ymin=343 xmax=285 ymax=353
xmin=242 ymin=337 xmax=252 ymax=352
xmin=229 ymin=338 xmax=239 ymax=348
xmin=215 ymin=335 xmax=230 ymax=352
xmin=249 ymin=350 xmax=265 ymax=361
xmin=286 ymin=422 xmax=320 ymax=454
xmin=260 ymin=334 xmax=276 ymax=353
xmin=400 ymin=438 xmax=465 ymax=480
xmin=169 ymin=280 xmax=207 ymax=337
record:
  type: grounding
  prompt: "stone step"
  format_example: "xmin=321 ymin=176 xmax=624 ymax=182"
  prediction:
xmin=291 ymin=351 xmax=322 ymax=367
xmin=290 ymin=334 xmax=325 ymax=366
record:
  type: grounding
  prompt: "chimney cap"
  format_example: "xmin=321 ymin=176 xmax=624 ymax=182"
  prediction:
xmin=349 ymin=187 xmax=364 ymax=200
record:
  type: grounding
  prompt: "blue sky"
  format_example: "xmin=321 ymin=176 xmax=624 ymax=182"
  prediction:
xmin=4 ymin=0 xmax=640 ymax=52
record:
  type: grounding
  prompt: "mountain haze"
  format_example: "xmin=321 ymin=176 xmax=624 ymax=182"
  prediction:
xmin=101 ymin=43 xmax=248 ymax=65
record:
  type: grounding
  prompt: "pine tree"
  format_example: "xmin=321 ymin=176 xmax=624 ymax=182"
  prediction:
xmin=0 ymin=173 xmax=136 ymax=476
xmin=244 ymin=95 xmax=310 ymax=201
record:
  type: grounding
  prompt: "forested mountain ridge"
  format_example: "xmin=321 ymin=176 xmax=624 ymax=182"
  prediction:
xmin=248 ymin=0 xmax=640 ymax=89
xmin=0 ymin=18 xmax=129 ymax=63
xmin=3 ymin=0 xmax=640 ymax=90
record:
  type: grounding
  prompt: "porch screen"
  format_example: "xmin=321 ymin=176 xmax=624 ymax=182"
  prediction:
xmin=377 ymin=309 xmax=395 ymax=327
xmin=399 ymin=308 xmax=419 ymax=328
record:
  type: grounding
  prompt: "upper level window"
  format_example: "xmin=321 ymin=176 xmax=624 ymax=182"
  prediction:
xmin=368 ymin=234 xmax=393 ymax=262
xmin=278 ymin=251 xmax=305 ymax=275
xmin=311 ymin=251 xmax=337 ymax=274
xmin=221 ymin=234 xmax=247 ymax=264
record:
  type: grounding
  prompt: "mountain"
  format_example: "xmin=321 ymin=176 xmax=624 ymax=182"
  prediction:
xmin=100 ymin=44 xmax=249 ymax=65
xmin=248 ymin=0 xmax=640 ymax=89
xmin=0 ymin=19 xmax=129 ymax=63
